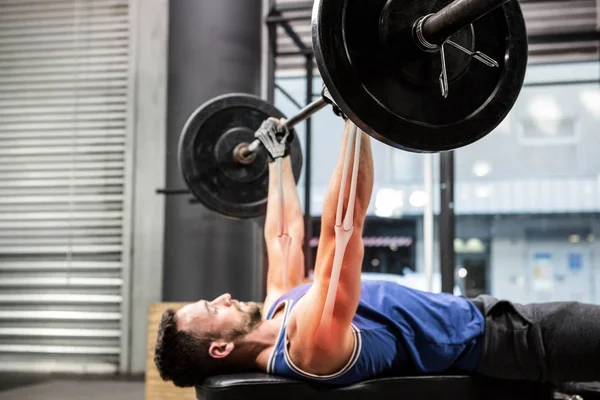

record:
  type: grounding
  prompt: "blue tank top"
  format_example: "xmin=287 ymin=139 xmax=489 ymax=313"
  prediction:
xmin=265 ymin=280 xmax=485 ymax=385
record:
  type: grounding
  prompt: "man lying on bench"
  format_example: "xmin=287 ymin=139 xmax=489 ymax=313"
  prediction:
xmin=154 ymin=119 xmax=600 ymax=388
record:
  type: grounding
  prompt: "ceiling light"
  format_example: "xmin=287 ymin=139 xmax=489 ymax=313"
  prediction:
xmin=457 ymin=268 xmax=468 ymax=278
xmin=466 ymin=238 xmax=485 ymax=252
xmin=375 ymin=208 xmax=393 ymax=218
xmin=475 ymin=185 xmax=491 ymax=198
xmin=409 ymin=190 xmax=428 ymax=208
xmin=528 ymin=96 xmax=563 ymax=135
xmin=472 ymin=161 xmax=491 ymax=177
xmin=579 ymin=89 xmax=600 ymax=118
xmin=375 ymin=188 xmax=404 ymax=218
xmin=568 ymin=234 xmax=581 ymax=244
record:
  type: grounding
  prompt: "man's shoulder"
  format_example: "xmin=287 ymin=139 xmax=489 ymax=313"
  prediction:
xmin=286 ymin=293 xmax=357 ymax=376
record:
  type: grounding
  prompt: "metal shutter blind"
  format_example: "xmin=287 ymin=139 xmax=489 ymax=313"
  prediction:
xmin=0 ymin=0 xmax=130 ymax=373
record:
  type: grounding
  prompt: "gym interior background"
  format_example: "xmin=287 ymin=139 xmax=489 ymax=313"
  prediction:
xmin=0 ymin=0 xmax=598 ymax=399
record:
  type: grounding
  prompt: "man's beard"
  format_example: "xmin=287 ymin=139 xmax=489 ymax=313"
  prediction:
xmin=243 ymin=302 xmax=262 ymax=331
xmin=218 ymin=302 xmax=266 ymax=373
xmin=247 ymin=303 xmax=262 ymax=328
xmin=226 ymin=302 xmax=263 ymax=341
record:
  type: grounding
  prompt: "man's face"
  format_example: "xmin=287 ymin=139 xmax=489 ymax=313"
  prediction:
xmin=176 ymin=293 xmax=262 ymax=341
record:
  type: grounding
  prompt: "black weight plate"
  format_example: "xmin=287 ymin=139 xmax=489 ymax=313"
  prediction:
xmin=312 ymin=0 xmax=528 ymax=153
xmin=178 ymin=93 xmax=303 ymax=219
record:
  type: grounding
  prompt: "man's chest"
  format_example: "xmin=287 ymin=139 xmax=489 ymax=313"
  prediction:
xmin=269 ymin=297 xmax=306 ymax=339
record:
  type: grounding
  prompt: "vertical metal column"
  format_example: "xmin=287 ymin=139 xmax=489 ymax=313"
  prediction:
xmin=266 ymin=8 xmax=276 ymax=103
xmin=261 ymin=1 xmax=277 ymax=300
xmin=303 ymin=55 xmax=314 ymax=275
xmin=439 ymin=151 xmax=456 ymax=293
xmin=423 ymin=154 xmax=435 ymax=292
xmin=257 ymin=0 xmax=277 ymax=302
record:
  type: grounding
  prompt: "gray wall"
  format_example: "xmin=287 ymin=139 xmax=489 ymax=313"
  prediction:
xmin=489 ymin=216 xmax=600 ymax=304
xmin=163 ymin=0 xmax=265 ymax=303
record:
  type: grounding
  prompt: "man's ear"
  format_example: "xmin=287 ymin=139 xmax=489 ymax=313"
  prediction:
xmin=208 ymin=341 xmax=235 ymax=359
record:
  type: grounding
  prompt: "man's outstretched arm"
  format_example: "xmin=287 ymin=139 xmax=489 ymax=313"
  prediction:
xmin=289 ymin=121 xmax=374 ymax=372
xmin=262 ymin=145 xmax=306 ymax=314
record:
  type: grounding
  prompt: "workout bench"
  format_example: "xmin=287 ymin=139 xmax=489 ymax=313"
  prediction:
xmin=196 ymin=373 xmax=554 ymax=400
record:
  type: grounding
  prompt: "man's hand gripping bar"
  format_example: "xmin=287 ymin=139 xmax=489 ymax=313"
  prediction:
xmin=319 ymin=123 xmax=362 ymax=334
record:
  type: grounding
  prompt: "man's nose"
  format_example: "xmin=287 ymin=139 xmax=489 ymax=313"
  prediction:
xmin=213 ymin=293 xmax=232 ymax=306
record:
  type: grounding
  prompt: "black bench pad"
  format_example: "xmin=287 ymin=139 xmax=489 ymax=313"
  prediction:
xmin=196 ymin=373 xmax=554 ymax=400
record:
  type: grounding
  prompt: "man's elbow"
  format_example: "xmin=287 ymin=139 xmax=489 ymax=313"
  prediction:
xmin=263 ymin=222 xmax=303 ymax=244
xmin=288 ymin=220 xmax=304 ymax=241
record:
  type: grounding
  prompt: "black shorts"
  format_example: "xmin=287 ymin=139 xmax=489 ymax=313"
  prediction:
xmin=470 ymin=295 xmax=600 ymax=384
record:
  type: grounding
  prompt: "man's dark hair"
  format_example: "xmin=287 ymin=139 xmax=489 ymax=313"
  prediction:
xmin=154 ymin=309 xmax=226 ymax=387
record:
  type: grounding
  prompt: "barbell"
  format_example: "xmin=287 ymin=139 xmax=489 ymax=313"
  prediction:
xmin=178 ymin=93 xmax=304 ymax=220
xmin=178 ymin=0 xmax=528 ymax=219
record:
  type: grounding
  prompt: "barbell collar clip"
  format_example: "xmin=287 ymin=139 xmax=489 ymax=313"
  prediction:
xmin=414 ymin=14 xmax=441 ymax=53
xmin=446 ymin=39 xmax=499 ymax=68
xmin=439 ymin=43 xmax=449 ymax=98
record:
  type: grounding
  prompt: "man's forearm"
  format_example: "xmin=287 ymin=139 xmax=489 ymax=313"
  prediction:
xmin=314 ymin=123 xmax=374 ymax=281
xmin=265 ymin=157 xmax=303 ymax=236
xmin=265 ymin=156 xmax=305 ymax=289
xmin=331 ymin=125 xmax=373 ymax=228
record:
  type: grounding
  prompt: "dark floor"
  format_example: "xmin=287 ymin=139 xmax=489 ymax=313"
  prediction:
xmin=0 ymin=374 xmax=144 ymax=400
xmin=0 ymin=374 xmax=54 ymax=393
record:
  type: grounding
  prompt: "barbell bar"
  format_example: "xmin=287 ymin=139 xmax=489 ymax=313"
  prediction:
xmin=419 ymin=0 xmax=511 ymax=46
xmin=245 ymin=96 xmax=328 ymax=154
